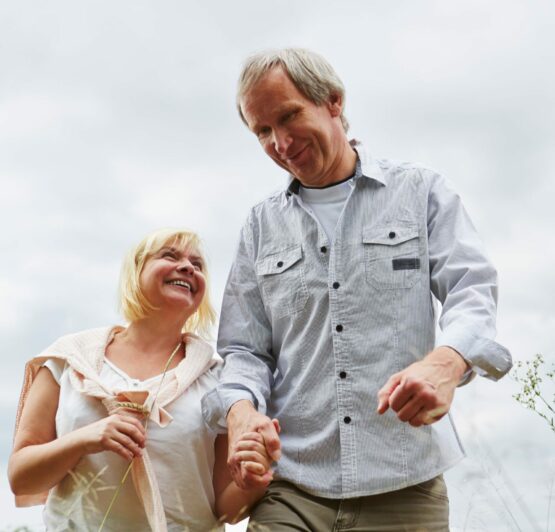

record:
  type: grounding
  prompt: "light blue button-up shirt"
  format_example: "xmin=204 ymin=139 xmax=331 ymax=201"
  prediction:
xmin=202 ymin=141 xmax=512 ymax=498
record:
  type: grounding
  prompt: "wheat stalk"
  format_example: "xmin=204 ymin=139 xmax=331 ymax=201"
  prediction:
xmin=97 ymin=339 xmax=183 ymax=532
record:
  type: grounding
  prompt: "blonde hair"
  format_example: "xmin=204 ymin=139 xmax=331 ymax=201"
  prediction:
xmin=119 ymin=228 xmax=216 ymax=338
xmin=237 ymin=47 xmax=349 ymax=132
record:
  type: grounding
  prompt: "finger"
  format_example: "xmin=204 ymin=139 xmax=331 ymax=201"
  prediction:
xmin=235 ymin=450 xmax=271 ymax=469
xmin=227 ymin=450 xmax=247 ymax=490
xmin=272 ymin=418 xmax=281 ymax=434
xmin=408 ymin=410 xmax=428 ymax=427
xmin=407 ymin=403 xmax=445 ymax=427
xmin=236 ymin=432 xmax=264 ymax=444
xmin=377 ymin=373 xmax=401 ymax=414
xmin=235 ymin=439 xmax=268 ymax=455
xmin=106 ymin=439 xmax=135 ymax=461
xmin=117 ymin=415 xmax=147 ymax=435
xmin=388 ymin=378 xmax=413 ymax=413
xmin=112 ymin=432 xmax=143 ymax=457
xmin=419 ymin=407 xmax=447 ymax=426
xmin=396 ymin=397 xmax=425 ymax=422
xmin=117 ymin=420 xmax=147 ymax=448
xmin=257 ymin=421 xmax=281 ymax=461
xmin=240 ymin=467 xmax=273 ymax=488
xmin=242 ymin=461 xmax=267 ymax=475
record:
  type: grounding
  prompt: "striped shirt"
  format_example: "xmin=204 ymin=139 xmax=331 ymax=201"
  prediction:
xmin=202 ymin=140 xmax=512 ymax=498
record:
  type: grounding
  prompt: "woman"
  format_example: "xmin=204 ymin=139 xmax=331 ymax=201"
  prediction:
xmin=9 ymin=228 xmax=272 ymax=531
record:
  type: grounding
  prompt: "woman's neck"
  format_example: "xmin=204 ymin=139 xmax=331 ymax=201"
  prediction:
xmin=116 ymin=312 xmax=186 ymax=357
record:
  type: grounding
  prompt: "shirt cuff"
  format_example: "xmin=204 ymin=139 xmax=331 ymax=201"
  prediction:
xmin=436 ymin=331 xmax=512 ymax=381
xmin=201 ymin=386 xmax=258 ymax=432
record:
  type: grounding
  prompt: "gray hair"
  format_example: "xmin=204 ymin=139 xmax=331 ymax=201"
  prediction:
xmin=237 ymin=48 xmax=349 ymax=132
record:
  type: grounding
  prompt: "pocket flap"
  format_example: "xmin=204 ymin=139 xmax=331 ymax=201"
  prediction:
xmin=256 ymin=245 xmax=303 ymax=276
xmin=362 ymin=225 xmax=419 ymax=246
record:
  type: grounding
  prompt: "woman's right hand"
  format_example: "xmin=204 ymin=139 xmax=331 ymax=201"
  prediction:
xmin=76 ymin=413 xmax=146 ymax=461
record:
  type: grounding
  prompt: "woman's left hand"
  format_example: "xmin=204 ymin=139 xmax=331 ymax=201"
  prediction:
xmin=232 ymin=431 xmax=274 ymax=479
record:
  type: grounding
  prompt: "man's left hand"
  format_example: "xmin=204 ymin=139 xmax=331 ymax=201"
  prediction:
xmin=376 ymin=346 xmax=469 ymax=427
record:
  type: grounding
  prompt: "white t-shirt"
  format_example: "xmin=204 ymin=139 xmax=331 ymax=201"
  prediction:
xmin=298 ymin=177 xmax=354 ymax=244
xmin=42 ymin=347 xmax=222 ymax=532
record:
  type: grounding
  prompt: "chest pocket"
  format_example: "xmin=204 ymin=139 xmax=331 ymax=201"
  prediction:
xmin=256 ymin=245 xmax=309 ymax=319
xmin=363 ymin=225 xmax=421 ymax=289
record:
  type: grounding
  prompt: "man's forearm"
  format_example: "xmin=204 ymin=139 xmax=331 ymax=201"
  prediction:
xmin=227 ymin=399 xmax=257 ymax=422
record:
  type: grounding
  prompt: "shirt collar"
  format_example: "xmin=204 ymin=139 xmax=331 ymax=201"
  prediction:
xmin=286 ymin=139 xmax=386 ymax=197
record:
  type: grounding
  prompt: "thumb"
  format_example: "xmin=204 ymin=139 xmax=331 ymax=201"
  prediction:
xmin=259 ymin=421 xmax=281 ymax=462
xmin=377 ymin=373 xmax=401 ymax=414
xmin=272 ymin=418 xmax=281 ymax=434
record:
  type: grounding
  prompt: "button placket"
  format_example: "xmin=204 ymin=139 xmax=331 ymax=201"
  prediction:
xmin=327 ymin=223 xmax=356 ymax=493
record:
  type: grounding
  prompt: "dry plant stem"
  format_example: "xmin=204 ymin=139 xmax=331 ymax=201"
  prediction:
xmin=65 ymin=465 xmax=109 ymax=517
xmin=97 ymin=340 xmax=183 ymax=532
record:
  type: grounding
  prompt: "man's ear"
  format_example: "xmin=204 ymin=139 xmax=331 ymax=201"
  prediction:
xmin=326 ymin=92 xmax=343 ymax=118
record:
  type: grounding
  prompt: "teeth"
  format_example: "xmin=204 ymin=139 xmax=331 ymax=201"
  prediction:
xmin=168 ymin=280 xmax=192 ymax=291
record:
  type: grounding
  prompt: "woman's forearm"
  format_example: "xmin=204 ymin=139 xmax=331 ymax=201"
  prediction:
xmin=215 ymin=482 xmax=267 ymax=524
xmin=9 ymin=429 xmax=86 ymax=496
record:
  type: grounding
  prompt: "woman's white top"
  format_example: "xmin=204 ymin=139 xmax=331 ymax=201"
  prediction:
xmin=41 ymin=329 xmax=222 ymax=532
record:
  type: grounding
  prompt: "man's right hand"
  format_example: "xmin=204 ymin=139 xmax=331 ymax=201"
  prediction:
xmin=226 ymin=399 xmax=281 ymax=490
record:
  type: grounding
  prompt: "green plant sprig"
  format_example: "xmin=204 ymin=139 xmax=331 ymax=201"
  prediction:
xmin=513 ymin=354 xmax=555 ymax=433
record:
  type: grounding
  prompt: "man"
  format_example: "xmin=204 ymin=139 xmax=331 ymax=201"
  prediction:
xmin=202 ymin=48 xmax=512 ymax=530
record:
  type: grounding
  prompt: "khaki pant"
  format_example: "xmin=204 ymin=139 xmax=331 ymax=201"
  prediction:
xmin=248 ymin=476 xmax=449 ymax=532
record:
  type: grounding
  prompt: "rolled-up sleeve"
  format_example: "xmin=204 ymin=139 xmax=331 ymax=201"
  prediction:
xmin=426 ymin=172 xmax=512 ymax=381
xmin=201 ymin=214 xmax=276 ymax=431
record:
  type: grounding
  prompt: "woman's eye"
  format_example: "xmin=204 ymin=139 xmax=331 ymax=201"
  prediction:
xmin=193 ymin=262 xmax=203 ymax=271
xmin=162 ymin=251 xmax=176 ymax=259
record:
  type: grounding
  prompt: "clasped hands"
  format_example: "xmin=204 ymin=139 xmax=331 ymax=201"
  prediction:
xmin=226 ymin=347 xmax=468 ymax=489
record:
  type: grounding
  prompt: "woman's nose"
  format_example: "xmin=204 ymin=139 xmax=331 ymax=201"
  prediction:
xmin=177 ymin=259 xmax=193 ymax=273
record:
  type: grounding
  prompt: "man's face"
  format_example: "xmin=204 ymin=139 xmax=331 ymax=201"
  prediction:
xmin=240 ymin=67 xmax=346 ymax=187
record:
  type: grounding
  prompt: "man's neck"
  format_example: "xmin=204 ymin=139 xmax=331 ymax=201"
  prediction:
xmin=302 ymin=140 xmax=357 ymax=189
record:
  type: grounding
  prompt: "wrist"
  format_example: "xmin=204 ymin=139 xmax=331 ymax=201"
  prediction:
xmin=227 ymin=399 xmax=256 ymax=422
xmin=429 ymin=346 xmax=469 ymax=379
xmin=69 ymin=426 xmax=91 ymax=456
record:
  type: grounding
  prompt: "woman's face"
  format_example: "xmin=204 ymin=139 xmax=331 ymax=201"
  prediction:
xmin=139 ymin=242 xmax=206 ymax=320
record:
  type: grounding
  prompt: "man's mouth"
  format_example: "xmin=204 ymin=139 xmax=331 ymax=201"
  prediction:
xmin=166 ymin=280 xmax=194 ymax=293
xmin=285 ymin=145 xmax=308 ymax=164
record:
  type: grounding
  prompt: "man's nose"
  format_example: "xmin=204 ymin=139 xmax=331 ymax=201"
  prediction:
xmin=272 ymin=128 xmax=292 ymax=155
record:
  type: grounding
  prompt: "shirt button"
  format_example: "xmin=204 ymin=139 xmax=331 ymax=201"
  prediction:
xmin=336 ymin=324 xmax=343 ymax=332
xmin=277 ymin=261 xmax=284 ymax=268
xmin=132 ymin=381 xmax=139 ymax=387
xmin=333 ymin=282 xmax=340 ymax=289
xmin=320 ymin=246 xmax=327 ymax=253
xmin=389 ymin=231 xmax=396 ymax=239
xmin=339 ymin=371 xmax=347 ymax=379
xmin=344 ymin=416 xmax=352 ymax=424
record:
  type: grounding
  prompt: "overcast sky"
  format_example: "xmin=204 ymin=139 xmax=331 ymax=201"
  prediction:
xmin=1 ymin=1 xmax=554 ymax=530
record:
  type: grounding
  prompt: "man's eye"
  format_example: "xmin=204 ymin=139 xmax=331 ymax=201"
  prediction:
xmin=257 ymin=128 xmax=270 ymax=140
xmin=283 ymin=110 xmax=297 ymax=122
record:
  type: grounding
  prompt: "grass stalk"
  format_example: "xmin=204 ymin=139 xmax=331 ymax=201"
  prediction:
xmin=97 ymin=339 xmax=183 ymax=531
